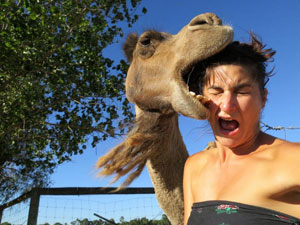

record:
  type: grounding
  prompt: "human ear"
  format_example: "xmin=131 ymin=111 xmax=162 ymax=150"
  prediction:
xmin=262 ymin=88 xmax=268 ymax=107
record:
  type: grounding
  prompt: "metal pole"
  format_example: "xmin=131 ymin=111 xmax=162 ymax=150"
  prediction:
xmin=94 ymin=213 xmax=118 ymax=225
xmin=27 ymin=189 xmax=40 ymax=225
xmin=0 ymin=208 xmax=3 ymax=224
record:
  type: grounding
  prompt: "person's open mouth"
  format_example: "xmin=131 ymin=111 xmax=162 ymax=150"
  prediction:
xmin=219 ymin=117 xmax=240 ymax=135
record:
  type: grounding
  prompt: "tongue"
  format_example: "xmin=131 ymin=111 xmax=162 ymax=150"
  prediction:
xmin=220 ymin=119 xmax=239 ymax=131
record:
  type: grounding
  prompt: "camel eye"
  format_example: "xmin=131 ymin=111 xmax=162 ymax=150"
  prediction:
xmin=140 ymin=37 xmax=151 ymax=46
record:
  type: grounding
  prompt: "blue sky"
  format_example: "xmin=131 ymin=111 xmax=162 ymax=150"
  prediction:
xmin=52 ymin=0 xmax=300 ymax=191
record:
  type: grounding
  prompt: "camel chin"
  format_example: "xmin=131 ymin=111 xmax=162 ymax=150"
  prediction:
xmin=171 ymin=82 xmax=210 ymax=120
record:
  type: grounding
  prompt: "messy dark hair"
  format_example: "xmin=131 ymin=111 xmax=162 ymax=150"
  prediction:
xmin=199 ymin=32 xmax=276 ymax=96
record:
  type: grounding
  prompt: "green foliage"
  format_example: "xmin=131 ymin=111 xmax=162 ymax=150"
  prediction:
xmin=71 ymin=218 xmax=109 ymax=225
xmin=0 ymin=0 xmax=146 ymax=202
xmin=69 ymin=214 xmax=170 ymax=225
xmin=0 ymin=215 xmax=169 ymax=225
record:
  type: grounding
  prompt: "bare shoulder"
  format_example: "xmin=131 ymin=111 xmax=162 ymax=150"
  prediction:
xmin=262 ymin=133 xmax=300 ymax=155
xmin=184 ymin=143 xmax=216 ymax=173
xmin=275 ymin=138 xmax=300 ymax=156
xmin=274 ymin=139 xmax=300 ymax=180
xmin=281 ymin=141 xmax=300 ymax=188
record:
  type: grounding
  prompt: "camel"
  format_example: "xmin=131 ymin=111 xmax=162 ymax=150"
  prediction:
xmin=96 ymin=13 xmax=233 ymax=225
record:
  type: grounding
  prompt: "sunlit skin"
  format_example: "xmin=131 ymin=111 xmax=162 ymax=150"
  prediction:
xmin=183 ymin=64 xmax=300 ymax=225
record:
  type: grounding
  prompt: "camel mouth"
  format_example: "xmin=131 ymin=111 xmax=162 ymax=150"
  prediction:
xmin=182 ymin=61 xmax=205 ymax=95
xmin=180 ymin=61 xmax=211 ymax=106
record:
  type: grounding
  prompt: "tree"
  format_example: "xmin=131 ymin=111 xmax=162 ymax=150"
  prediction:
xmin=118 ymin=215 xmax=170 ymax=225
xmin=0 ymin=0 xmax=146 ymax=202
xmin=71 ymin=218 xmax=106 ymax=225
xmin=69 ymin=215 xmax=170 ymax=225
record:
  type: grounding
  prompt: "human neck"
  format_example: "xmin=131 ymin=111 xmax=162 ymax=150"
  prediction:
xmin=215 ymin=131 xmax=265 ymax=164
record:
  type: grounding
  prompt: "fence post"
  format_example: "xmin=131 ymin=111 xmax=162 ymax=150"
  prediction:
xmin=27 ymin=189 xmax=40 ymax=225
xmin=0 ymin=208 xmax=3 ymax=224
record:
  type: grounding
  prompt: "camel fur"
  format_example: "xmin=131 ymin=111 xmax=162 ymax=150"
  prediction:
xmin=96 ymin=13 xmax=233 ymax=225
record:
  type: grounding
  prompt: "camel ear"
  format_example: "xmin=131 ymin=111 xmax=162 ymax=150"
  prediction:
xmin=123 ymin=33 xmax=138 ymax=63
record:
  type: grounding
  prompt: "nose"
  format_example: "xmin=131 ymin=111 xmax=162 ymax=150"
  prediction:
xmin=188 ymin=13 xmax=222 ymax=31
xmin=219 ymin=91 xmax=237 ymax=112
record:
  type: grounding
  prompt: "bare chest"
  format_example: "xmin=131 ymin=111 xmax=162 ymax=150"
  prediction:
xmin=191 ymin=159 xmax=300 ymax=217
xmin=192 ymin=161 xmax=265 ymax=200
xmin=191 ymin=158 xmax=298 ymax=201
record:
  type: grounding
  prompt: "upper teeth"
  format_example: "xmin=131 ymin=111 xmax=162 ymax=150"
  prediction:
xmin=189 ymin=91 xmax=196 ymax=96
xmin=222 ymin=118 xmax=233 ymax=121
xmin=189 ymin=91 xmax=210 ymax=104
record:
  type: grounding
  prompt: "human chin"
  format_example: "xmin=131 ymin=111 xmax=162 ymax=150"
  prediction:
xmin=211 ymin=122 xmax=242 ymax=148
xmin=214 ymin=135 xmax=242 ymax=149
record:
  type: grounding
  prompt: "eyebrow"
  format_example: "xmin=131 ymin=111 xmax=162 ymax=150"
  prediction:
xmin=207 ymin=85 xmax=222 ymax=90
xmin=207 ymin=83 xmax=253 ymax=90
xmin=234 ymin=83 xmax=253 ymax=90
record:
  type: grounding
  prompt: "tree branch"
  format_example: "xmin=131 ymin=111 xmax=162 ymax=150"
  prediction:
xmin=261 ymin=122 xmax=300 ymax=131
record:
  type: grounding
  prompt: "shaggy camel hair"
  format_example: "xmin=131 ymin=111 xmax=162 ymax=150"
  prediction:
xmin=97 ymin=13 xmax=233 ymax=225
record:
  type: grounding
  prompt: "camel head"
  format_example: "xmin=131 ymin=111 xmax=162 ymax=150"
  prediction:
xmin=123 ymin=13 xmax=233 ymax=119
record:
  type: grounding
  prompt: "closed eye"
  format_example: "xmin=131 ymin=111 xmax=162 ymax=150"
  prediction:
xmin=234 ymin=84 xmax=252 ymax=95
xmin=207 ymin=87 xmax=223 ymax=95
xmin=236 ymin=91 xmax=250 ymax=95
xmin=235 ymin=88 xmax=252 ymax=95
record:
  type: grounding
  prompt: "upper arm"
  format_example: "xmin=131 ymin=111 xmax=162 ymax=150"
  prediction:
xmin=183 ymin=156 xmax=194 ymax=225
xmin=289 ymin=143 xmax=300 ymax=190
xmin=277 ymin=142 xmax=300 ymax=192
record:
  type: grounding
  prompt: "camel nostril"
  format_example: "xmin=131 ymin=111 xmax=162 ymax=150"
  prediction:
xmin=189 ymin=16 xmax=209 ymax=29
xmin=188 ymin=13 xmax=222 ymax=30
xmin=190 ymin=19 xmax=208 ymax=27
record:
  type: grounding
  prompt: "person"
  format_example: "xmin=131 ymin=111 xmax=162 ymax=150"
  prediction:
xmin=183 ymin=33 xmax=300 ymax=225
